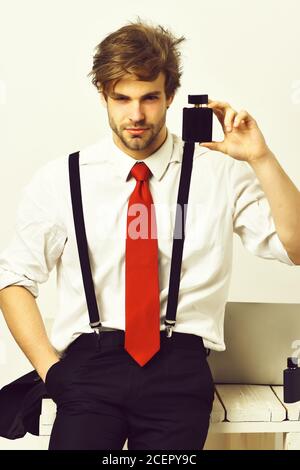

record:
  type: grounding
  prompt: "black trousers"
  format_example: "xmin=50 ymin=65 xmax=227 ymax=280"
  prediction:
xmin=45 ymin=330 xmax=214 ymax=450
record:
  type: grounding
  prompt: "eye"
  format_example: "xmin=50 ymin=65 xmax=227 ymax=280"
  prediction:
xmin=114 ymin=95 xmax=158 ymax=102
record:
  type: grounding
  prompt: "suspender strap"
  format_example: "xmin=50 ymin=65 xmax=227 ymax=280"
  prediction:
xmin=68 ymin=152 xmax=102 ymax=330
xmin=68 ymin=141 xmax=195 ymax=336
xmin=164 ymin=141 xmax=195 ymax=337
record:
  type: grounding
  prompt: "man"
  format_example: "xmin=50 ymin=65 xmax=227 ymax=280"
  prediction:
xmin=0 ymin=19 xmax=299 ymax=451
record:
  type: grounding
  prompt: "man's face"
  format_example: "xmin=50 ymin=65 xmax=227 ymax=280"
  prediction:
xmin=101 ymin=72 xmax=174 ymax=159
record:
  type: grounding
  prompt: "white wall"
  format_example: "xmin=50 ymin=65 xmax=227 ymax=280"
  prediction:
xmin=0 ymin=0 xmax=300 ymax=448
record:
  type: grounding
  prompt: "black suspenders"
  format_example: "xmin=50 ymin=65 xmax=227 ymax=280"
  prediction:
xmin=68 ymin=141 xmax=195 ymax=338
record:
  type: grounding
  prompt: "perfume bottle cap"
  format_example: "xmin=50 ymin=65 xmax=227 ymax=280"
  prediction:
xmin=287 ymin=357 xmax=299 ymax=368
xmin=188 ymin=95 xmax=208 ymax=105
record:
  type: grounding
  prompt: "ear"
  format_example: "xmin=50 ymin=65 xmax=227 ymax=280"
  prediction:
xmin=166 ymin=93 xmax=175 ymax=109
xmin=99 ymin=91 xmax=107 ymax=108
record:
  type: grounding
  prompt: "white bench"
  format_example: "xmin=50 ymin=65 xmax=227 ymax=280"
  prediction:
xmin=207 ymin=384 xmax=300 ymax=449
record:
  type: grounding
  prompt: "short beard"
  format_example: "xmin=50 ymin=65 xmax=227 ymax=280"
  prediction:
xmin=108 ymin=111 xmax=167 ymax=152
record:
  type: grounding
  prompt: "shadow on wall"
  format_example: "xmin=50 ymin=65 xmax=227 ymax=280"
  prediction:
xmin=208 ymin=302 xmax=300 ymax=385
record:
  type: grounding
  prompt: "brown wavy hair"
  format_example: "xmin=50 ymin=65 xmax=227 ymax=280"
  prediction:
xmin=87 ymin=18 xmax=186 ymax=100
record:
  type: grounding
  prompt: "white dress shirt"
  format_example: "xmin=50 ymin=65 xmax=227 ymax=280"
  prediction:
xmin=0 ymin=130 xmax=296 ymax=353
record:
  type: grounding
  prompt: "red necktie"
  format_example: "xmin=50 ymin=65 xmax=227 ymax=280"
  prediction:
xmin=125 ymin=162 xmax=160 ymax=367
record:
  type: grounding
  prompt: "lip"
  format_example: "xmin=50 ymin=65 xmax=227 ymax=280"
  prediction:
xmin=126 ymin=128 xmax=149 ymax=135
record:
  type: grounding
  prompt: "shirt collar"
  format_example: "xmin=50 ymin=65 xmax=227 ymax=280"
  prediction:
xmin=106 ymin=128 xmax=176 ymax=182
xmin=79 ymin=129 xmax=208 ymax=181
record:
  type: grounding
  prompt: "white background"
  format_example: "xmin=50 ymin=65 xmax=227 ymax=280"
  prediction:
xmin=0 ymin=0 xmax=299 ymax=448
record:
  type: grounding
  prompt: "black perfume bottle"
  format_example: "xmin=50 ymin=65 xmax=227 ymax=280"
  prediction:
xmin=283 ymin=357 xmax=300 ymax=403
xmin=182 ymin=94 xmax=213 ymax=143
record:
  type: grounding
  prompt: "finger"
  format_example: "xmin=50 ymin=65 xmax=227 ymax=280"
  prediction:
xmin=207 ymin=102 xmax=226 ymax=118
xmin=233 ymin=110 xmax=254 ymax=127
xmin=199 ymin=140 xmax=226 ymax=152
xmin=224 ymin=108 xmax=237 ymax=132
xmin=207 ymin=100 xmax=231 ymax=112
xmin=207 ymin=100 xmax=237 ymax=132
xmin=211 ymin=107 xmax=225 ymax=128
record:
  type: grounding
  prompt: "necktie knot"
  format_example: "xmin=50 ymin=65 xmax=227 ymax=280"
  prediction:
xmin=130 ymin=162 xmax=151 ymax=182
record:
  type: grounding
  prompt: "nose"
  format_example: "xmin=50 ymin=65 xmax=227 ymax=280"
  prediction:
xmin=128 ymin=102 xmax=145 ymax=123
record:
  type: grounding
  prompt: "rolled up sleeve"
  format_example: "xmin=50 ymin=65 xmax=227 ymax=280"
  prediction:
xmin=231 ymin=159 xmax=296 ymax=266
xmin=0 ymin=162 xmax=67 ymax=297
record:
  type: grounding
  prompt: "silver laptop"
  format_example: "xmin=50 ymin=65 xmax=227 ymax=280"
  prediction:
xmin=207 ymin=302 xmax=300 ymax=385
